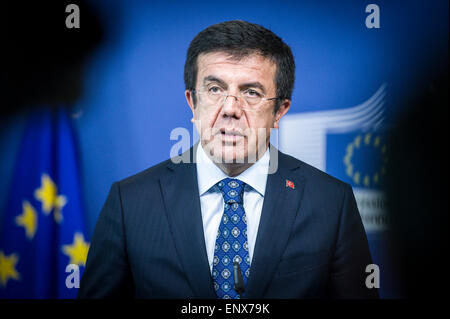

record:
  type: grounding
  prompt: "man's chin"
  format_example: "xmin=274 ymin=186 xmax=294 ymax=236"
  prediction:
xmin=220 ymin=156 xmax=247 ymax=164
xmin=203 ymin=145 xmax=245 ymax=164
xmin=212 ymin=152 xmax=245 ymax=165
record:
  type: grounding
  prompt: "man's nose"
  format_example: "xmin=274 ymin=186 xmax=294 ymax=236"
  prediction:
xmin=221 ymin=94 xmax=243 ymax=118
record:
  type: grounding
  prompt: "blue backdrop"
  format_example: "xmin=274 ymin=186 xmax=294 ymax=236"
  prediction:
xmin=1 ymin=0 xmax=448 ymax=298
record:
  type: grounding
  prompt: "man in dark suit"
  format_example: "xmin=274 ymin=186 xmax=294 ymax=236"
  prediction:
xmin=79 ymin=20 xmax=377 ymax=299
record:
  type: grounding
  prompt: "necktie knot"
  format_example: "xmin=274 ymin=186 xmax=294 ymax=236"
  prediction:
xmin=217 ymin=178 xmax=245 ymax=205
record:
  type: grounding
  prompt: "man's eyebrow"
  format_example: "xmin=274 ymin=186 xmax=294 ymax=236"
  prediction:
xmin=239 ymin=82 xmax=266 ymax=94
xmin=202 ymin=76 xmax=267 ymax=94
xmin=203 ymin=76 xmax=228 ymax=88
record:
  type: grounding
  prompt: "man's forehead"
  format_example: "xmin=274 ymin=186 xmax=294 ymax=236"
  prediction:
xmin=197 ymin=51 xmax=276 ymax=76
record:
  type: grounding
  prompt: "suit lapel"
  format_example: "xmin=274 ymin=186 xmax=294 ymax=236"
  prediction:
xmin=244 ymin=148 xmax=306 ymax=298
xmin=159 ymin=145 xmax=216 ymax=298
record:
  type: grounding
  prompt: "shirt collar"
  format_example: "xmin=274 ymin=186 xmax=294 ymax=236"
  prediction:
xmin=196 ymin=142 xmax=269 ymax=197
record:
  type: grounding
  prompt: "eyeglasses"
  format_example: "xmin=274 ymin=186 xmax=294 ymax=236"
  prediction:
xmin=192 ymin=87 xmax=280 ymax=110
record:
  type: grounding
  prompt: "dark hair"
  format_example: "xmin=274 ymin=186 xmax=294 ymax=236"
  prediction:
xmin=184 ymin=20 xmax=295 ymax=113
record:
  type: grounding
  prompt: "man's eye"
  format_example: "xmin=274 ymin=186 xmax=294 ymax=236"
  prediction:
xmin=208 ymin=86 xmax=222 ymax=94
xmin=245 ymin=89 xmax=262 ymax=97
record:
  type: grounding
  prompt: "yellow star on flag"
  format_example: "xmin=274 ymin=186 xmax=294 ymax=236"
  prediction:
xmin=62 ymin=233 xmax=90 ymax=266
xmin=15 ymin=200 xmax=38 ymax=240
xmin=34 ymin=173 xmax=67 ymax=223
xmin=0 ymin=251 xmax=20 ymax=287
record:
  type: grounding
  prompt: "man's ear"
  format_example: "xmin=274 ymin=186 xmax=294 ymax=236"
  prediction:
xmin=185 ymin=90 xmax=196 ymax=114
xmin=185 ymin=90 xmax=197 ymax=123
xmin=273 ymin=99 xmax=291 ymax=129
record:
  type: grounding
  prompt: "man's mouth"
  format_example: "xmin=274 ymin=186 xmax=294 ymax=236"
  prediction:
xmin=220 ymin=128 xmax=244 ymax=136
xmin=217 ymin=128 xmax=245 ymax=142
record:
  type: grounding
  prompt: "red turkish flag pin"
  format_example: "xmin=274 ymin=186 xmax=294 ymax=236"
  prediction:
xmin=286 ymin=179 xmax=295 ymax=189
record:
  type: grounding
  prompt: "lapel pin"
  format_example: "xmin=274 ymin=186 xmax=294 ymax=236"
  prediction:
xmin=286 ymin=179 xmax=295 ymax=189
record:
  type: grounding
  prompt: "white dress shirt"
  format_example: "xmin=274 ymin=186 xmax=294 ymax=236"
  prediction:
xmin=196 ymin=143 xmax=270 ymax=273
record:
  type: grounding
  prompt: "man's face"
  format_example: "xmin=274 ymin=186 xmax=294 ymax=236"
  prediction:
xmin=186 ymin=51 xmax=290 ymax=164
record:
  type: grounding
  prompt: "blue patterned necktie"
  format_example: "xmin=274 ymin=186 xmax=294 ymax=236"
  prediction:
xmin=212 ymin=178 xmax=250 ymax=299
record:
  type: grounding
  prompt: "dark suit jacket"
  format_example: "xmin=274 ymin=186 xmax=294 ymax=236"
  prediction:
xmin=78 ymin=145 xmax=378 ymax=298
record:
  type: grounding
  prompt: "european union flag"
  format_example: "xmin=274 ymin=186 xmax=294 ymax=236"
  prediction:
xmin=0 ymin=107 xmax=89 ymax=298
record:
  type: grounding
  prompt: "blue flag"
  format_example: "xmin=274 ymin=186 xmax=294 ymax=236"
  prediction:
xmin=0 ymin=107 xmax=89 ymax=298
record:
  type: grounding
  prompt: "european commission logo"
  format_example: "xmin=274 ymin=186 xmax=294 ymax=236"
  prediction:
xmin=280 ymin=84 xmax=388 ymax=232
